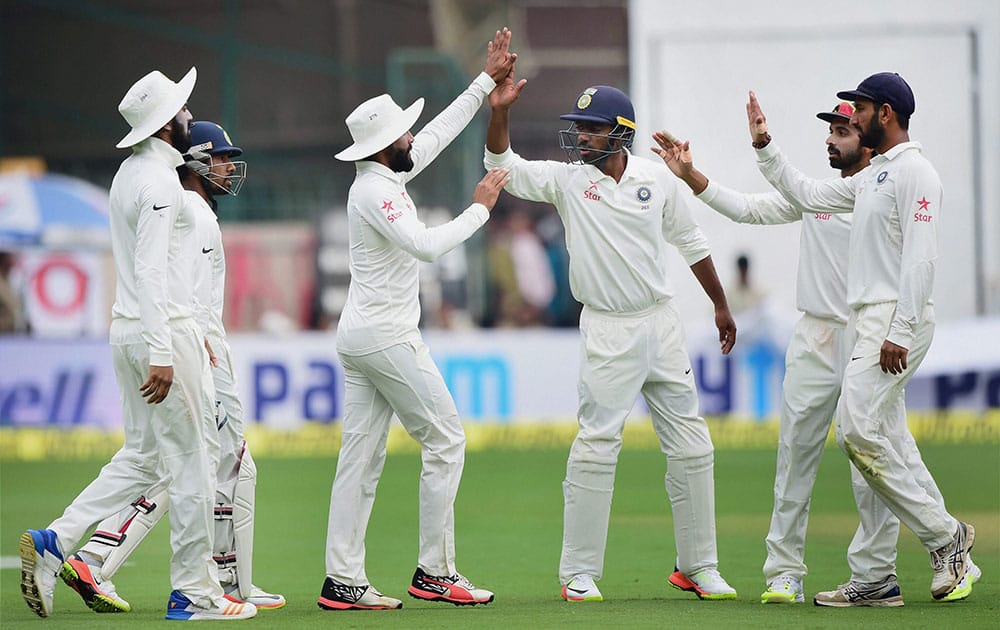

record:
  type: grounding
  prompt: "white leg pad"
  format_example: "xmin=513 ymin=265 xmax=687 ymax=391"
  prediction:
xmin=81 ymin=485 xmax=170 ymax=579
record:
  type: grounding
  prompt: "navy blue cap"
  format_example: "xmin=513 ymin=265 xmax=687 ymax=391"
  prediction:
xmin=837 ymin=72 xmax=915 ymax=117
xmin=560 ymin=86 xmax=636 ymax=131
xmin=189 ymin=121 xmax=242 ymax=157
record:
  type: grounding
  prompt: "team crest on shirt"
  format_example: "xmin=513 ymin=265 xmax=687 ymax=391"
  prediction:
xmin=636 ymin=186 xmax=652 ymax=203
xmin=877 ymin=171 xmax=888 ymax=184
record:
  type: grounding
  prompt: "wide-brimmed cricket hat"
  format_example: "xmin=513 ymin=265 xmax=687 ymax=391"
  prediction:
xmin=334 ymin=93 xmax=424 ymax=161
xmin=116 ymin=67 xmax=197 ymax=149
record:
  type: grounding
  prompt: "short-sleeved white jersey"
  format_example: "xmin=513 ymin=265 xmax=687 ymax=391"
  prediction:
xmin=697 ymin=181 xmax=851 ymax=323
xmin=484 ymin=147 xmax=710 ymax=313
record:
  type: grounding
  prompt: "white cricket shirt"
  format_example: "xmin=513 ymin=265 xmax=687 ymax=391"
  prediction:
xmin=109 ymin=137 xmax=198 ymax=366
xmin=755 ymin=141 xmax=939 ymax=348
xmin=697 ymin=181 xmax=851 ymax=323
xmin=187 ymin=191 xmax=227 ymax=340
xmin=484 ymin=147 xmax=710 ymax=313
xmin=336 ymin=72 xmax=496 ymax=356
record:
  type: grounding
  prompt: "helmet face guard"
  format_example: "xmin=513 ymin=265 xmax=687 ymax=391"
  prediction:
xmin=557 ymin=121 xmax=635 ymax=165
xmin=186 ymin=146 xmax=247 ymax=196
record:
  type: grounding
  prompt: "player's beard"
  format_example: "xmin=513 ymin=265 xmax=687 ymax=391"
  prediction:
xmin=829 ymin=144 xmax=864 ymax=170
xmin=856 ymin=116 xmax=885 ymax=150
xmin=170 ymin=118 xmax=192 ymax=153
xmin=388 ymin=145 xmax=414 ymax=172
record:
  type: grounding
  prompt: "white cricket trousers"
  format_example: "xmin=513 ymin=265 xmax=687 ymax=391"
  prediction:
xmin=835 ymin=301 xmax=957 ymax=551
xmin=49 ymin=318 xmax=223 ymax=608
xmin=560 ymin=300 xmax=718 ymax=585
xmin=764 ymin=313 xmax=899 ymax=583
xmin=82 ymin=333 xmax=251 ymax=588
xmin=326 ymin=339 xmax=466 ymax=585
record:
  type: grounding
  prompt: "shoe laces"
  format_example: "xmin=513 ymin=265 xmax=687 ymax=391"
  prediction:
xmin=692 ymin=568 xmax=725 ymax=585
xmin=769 ymin=576 xmax=799 ymax=592
xmin=570 ymin=574 xmax=596 ymax=589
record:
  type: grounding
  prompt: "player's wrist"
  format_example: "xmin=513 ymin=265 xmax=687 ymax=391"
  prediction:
xmin=752 ymin=133 xmax=772 ymax=150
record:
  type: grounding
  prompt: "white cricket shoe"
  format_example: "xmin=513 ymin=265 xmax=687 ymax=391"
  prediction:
xmin=20 ymin=529 xmax=64 ymax=618
xmin=562 ymin=574 xmax=603 ymax=602
xmin=761 ymin=575 xmax=804 ymax=604
xmin=317 ymin=577 xmax=403 ymax=610
xmin=930 ymin=522 xmax=975 ymax=599
xmin=165 ymin=591 xmax=256 ymax=620
xmin=814 ymin=574 xmax=904 ymax=607
xmin=224 ymin=583 xmax=286 ymax=609
xmin=669 ymin=567 xmax=738 ymax=600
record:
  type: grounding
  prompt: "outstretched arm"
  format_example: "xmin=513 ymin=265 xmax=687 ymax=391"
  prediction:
xmin=486 ymin=63 xmax=528 ymax=154
xmin=651 ymin=130 xmax=803 ymax=225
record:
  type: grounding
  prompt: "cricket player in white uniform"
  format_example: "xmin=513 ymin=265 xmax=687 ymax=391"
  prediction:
xmin=19 ymin=69 xmax=255 ymax=621
xmin=485 ymin=72 xmax=739 ymax=602
xmin=747 ymin=73 xmax=976 ymax=603
xmin=58 ymin=121 xmax=284 ymax=614
xmin=317 ymin=29 xmax=514 ymax=611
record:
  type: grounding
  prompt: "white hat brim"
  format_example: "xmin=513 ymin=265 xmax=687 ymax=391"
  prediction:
xmin=116 ymin=67 xmax=198 ymax=149
xmin=334 ymin=98 xmax=424 ymax=162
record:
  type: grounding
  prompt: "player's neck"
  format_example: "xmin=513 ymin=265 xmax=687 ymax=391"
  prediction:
xmin=600 ymin=152 xmax=627 ymax=183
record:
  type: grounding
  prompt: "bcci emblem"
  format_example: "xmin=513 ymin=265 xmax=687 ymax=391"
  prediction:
xmin=877 ymin=171 xmax=888 ymax=184
xmin=636 ymin=186 xmax=652 ymax=203
xmin=577 ymin=88 xmax=597 ymax=110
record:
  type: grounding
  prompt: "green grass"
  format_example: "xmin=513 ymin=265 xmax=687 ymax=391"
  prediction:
xmin=2 ymin=445 xmax=998 ymax=628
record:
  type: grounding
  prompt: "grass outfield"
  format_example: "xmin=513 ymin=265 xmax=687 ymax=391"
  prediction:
xmin=1 ymin=445 xmax=997 ymax=628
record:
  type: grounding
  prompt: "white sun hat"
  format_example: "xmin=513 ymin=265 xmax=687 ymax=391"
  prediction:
xmin=334 ymin=93 xmax=424 ymax=161
xmin=116 ymin=67 xmax=197 ymax=149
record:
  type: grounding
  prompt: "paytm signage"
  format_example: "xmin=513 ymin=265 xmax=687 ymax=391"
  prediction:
xmin=2 ymin=320 xmax=998 ymax=429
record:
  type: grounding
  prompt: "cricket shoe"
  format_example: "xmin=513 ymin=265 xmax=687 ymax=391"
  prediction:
xmin=930 ymin=521 xmax=975 ymax=599
xmin=968 ymin=556 xmax=982 ymax=584
xmin=20 ymin=529 xmax=64 ymax=618
xmin=317 ymin=577 xmax=402 ymax=610
xmin=408 ymin=567 xmax=494 ymax=605
xmin=165 ymin=591 xmax=256 ymax=620
xmin=562 ymin=574 xmax=603 ymax=602
xmin=761 ymin=575 xmax=804 ymax=604
xmin=224 ymin=583 xmax=286 ymax=609
xmin=668 ymin=567 xmax=737 ymax=600
xmin=813 ymin=574 xmax=903 ymax=607
xmin=60 ymin=553 xmax=131 ymax=613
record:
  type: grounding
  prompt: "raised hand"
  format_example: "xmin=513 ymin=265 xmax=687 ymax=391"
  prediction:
xmin=472 ymin=168 xmax=511 ymax=211
xmin=746 ymin=90 xmax=770 ymax=145
xmin=489 ymin=62 xmax=527 ymax=111
xmin=485 ymin=27 xmax=516 ymax=83
xmin=650 ymin=130 xmax=693 ymax=178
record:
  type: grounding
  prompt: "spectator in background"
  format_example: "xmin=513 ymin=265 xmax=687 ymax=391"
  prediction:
xmin=0 ymin=250 xmax=29 ymax=334
xmin=486 ymin=208 xmax=555 ymax=327
xmin=728 ymin=253 xmax=768 ymax=315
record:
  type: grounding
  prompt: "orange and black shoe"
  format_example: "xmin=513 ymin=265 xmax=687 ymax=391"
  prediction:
xmin=317 ymin=577 xmax=402 ymax=610
xmin=407 ymin=567 xmax=494 ymax=606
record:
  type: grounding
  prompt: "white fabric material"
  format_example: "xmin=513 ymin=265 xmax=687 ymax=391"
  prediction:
xmin=326 ymin=340 xmax=466 ymax=584
xmin=558 ymin=302 xmax=717 ymax=583
xmin=336 ymin=72 xmax=496 ymax=356
xmin=116 ymin=68 xmax=196 ymax=149
xmin=51 ymin=318 xmax=222 ymax=608
xmin=189 ymin=192 xmax=227 ymax=339
xmin=835 ymin=302 xmax=956 ymax=550
xmin=335 ymin=94 xmax=425 ymax=161
xmin=755 ymin=141 xmax=938 ymax=349
xmin=697 ymin=181 xmax=850 ymax=324
xmin=485 ymin=147 xmax=711 ymax=313
xmin=83 ymin=484 xmax=169 ymax=578
xmin=108 ymin=137 xmax=197 ymax=366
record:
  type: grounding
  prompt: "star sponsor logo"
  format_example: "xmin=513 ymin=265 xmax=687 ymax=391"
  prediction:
xmin=914 ymin=196 xmax=933 ymax=223
xmin=584 ymin=180 xmax=601 ymax=201
xmin=382 ymin=199 xmax=403 ymax=223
